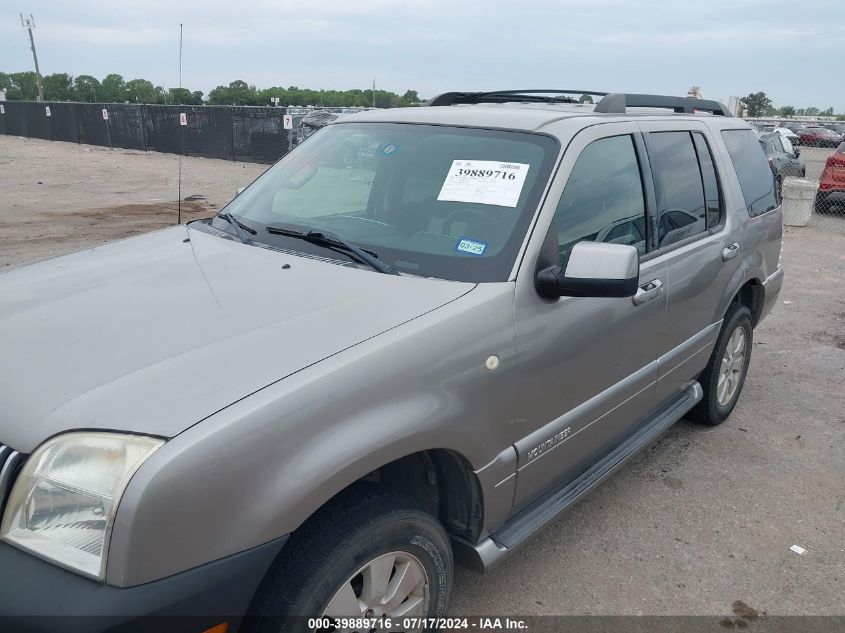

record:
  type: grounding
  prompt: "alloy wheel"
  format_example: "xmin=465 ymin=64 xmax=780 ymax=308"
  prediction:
xmin=717 ymin=326 xmax=747 ymax=406
xmin=322 ymin=551 xmax=429 ymax=627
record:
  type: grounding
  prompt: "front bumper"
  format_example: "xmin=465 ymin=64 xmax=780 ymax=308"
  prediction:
xmin=0 ymin=535 xmax=288 ymax=633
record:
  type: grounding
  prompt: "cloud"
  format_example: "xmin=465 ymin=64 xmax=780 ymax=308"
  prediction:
xmin=1 ymin=0 xmax=842 ymax=110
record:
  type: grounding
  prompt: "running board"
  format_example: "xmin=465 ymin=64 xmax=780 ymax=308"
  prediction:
xmin=452 ymin=382 xmax=702 ymax=573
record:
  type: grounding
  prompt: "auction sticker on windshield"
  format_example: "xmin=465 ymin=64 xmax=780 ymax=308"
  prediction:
xmin=437 ymin=160 xmax=529 ymax=208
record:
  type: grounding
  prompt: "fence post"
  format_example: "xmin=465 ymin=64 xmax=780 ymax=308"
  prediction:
xmin=140 ymin=104 xmax=147 ymax=152
xmin=104 ymin=105 xmax=111 ymax=149
xmin=230 ymin=107 xmax=236 ymax=162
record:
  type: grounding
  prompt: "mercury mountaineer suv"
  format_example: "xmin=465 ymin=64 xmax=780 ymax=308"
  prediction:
xmin=0 ymin=91 xmax=784 ymax=632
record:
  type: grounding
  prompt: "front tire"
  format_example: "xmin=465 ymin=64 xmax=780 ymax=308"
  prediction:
xmin=246 ymin=483 xmax=453 ymax=632
xmin=689 ymin=303 xmax=753 ymax=426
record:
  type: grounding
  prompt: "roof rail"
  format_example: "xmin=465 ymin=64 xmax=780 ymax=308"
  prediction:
xmin=594 ymin=93 xmax=732 ymax=117
xmin=426 ymin=90 xmax=608 ymax=107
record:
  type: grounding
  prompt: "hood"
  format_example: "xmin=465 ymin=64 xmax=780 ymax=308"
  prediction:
xmin=0 ymin=226 xmax=473 ymax=452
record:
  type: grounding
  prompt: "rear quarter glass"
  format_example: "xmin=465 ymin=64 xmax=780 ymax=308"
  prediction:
xmin=720 ymin=129 xmax=777 ymax=217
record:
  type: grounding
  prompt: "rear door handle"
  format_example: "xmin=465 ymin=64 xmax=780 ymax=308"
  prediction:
xmin=632 ymin=279 xmax=664 ymax=306
xmin=722 ymin=242 xmax=740 ymax=261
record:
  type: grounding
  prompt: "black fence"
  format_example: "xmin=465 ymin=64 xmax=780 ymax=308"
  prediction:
xmin=0 ymin=101 xmax=314 ymax=164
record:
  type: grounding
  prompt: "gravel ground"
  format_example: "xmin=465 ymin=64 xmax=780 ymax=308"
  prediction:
xmin=0 ymin=136 xmax=266 ymax=268
xmin=799 ymin=145 xmax=831 ymax=181
xmin=2 ymin=136 xmax=843 ymax=617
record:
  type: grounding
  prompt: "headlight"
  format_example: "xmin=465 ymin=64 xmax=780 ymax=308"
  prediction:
xmin=1 ymin=432 xmax=163 ymax=579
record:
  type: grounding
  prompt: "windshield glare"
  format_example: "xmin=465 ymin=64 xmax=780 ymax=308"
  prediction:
xmin=220 ymin=122 xmax=557 ymax=282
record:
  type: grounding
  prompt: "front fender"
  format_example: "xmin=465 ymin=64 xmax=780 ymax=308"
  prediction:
xmin=107 ymin=283 xmax=519 ymax=586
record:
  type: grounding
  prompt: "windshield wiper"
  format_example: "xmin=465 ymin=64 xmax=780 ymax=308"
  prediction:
xmin=265 ymin=224 xmax=397 ymax=275
xmin=217 ymin=212 xmax=256 ymax=244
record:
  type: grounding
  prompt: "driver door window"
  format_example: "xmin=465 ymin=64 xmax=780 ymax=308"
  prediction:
xmin=552 ymin=135 xmax=647 ymax=264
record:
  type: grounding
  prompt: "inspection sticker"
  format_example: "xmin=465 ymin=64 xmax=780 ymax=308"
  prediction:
xmin=438 ymin=160 xmax=529 ymax=208
xmin=455 ymin=237 xmax=487 ymax=256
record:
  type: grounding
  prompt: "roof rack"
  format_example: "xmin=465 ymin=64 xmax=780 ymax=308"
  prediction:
xmin=594 ymin=93 xmax=732 ymax=117
xmin=426 ymin=90 xmax=608 ymax=107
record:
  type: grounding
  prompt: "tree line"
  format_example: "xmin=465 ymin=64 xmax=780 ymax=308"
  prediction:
xmin=3 ymin=73 xmax=839 ymax=117
xmin=0 ymin=71 xmax=422 ymax=108
xmin=740 ymin=91 xmax=843 ymax=119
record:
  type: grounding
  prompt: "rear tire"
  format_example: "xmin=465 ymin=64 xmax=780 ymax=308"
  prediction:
xmin=245 ymin=483 xmax=453 ymax=633
xmin=689 ymin=303 xmax=753 ymax=426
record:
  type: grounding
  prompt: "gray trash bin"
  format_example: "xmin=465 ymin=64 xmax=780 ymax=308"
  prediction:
xmin=782 ymin=177 xmax=818 ymax=227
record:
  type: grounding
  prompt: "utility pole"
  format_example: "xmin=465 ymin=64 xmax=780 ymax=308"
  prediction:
xmin=20 ymin=14 xmax=44 ymax=102
xmin=177 ymin=23 xmax=183 ymax=225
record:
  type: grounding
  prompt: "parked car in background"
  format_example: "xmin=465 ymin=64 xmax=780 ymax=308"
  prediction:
xmin=822 ymin=122 xmax=845 ymax=135
xmin=782 ymin=122 xmax=805 ymax=134
xmin=759 ymin=132 xmax=805 ymax=199
xmin=797 ymin=126 xmax=842 ymax=147
xmin=816 ymin=141 xmax=845 ymax=213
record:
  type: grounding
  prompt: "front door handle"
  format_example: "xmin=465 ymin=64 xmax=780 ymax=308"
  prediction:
xmin=632 ymin=279 xmax=664 ymax=306
xmin=722 ymin=242 xmax=740 ymax=261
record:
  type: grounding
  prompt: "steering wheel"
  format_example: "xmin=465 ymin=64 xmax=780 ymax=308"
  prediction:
xmin=442 ymin=208 xmax=511 ymax=241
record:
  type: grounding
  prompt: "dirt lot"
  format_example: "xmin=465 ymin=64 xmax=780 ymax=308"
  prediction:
xmin=2 ymin=136 xmax=843 ymax=617
xmin=0 ymin=137 xmax=266 ymax=268
xmin=800 ymin=145 xmax=832 ymax=181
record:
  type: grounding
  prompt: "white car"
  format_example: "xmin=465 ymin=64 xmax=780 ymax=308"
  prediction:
xmin=774 ymin=127 xmax=798 ymax=153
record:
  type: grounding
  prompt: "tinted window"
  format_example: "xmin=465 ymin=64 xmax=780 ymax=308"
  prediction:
xmin=552 ymin=135 xmax=646 ymax=263
xmin=721 ymin=129 xmax=777 ymax=217
xmin=648 ymin=132 xmax=707 ymax=247
xmin=765 ymin=137 xmax=776 ymax=154
xmin=692 ymin=133 xmax=722 ymax=229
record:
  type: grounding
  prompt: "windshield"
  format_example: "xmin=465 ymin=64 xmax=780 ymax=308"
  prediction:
xmin=216 ymin=122 xmax=558 ymax=282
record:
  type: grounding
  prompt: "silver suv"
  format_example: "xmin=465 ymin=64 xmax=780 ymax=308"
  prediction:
xmin=0 ymin=91 xmax=784 ymax=632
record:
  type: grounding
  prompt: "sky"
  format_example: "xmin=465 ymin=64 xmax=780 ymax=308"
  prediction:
xmin=1 ymin=0 xmax=844 ymax=111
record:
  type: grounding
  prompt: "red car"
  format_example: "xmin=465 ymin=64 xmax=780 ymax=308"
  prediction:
xmin=815 ymin=142 xmax=845 ymax=213
xmin=798 ymin=126 xmax=842 ymax=147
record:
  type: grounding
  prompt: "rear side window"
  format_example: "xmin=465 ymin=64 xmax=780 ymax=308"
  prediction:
xmin=552 ymin=135 xmax=647 ymax=263
xmin=648 ymin=132 xmax=707 ymax=247
xmin=721 ymin=129 xmax=777 ymax=217
xmin=692 ymin=133 xmax=722 ymax=229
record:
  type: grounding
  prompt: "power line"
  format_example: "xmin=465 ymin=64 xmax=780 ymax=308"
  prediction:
xmin=20 ymin=14 xmax=44 ymax=102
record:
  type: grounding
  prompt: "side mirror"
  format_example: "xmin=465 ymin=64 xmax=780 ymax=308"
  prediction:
xmin=536 ymin=241 xmax=639 ymax=299
xmin=793 ymin=148 xmax=800 ymax=158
